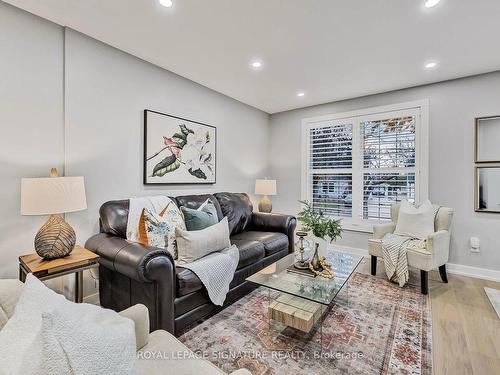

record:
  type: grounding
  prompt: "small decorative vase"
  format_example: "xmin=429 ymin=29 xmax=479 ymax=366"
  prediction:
xmin=314 ymin=236 xmax=328 ymax=254
xmin=310 ymin=243 xmax=323 ymax=271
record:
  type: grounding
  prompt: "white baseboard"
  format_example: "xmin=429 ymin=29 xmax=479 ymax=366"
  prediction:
xmin=330 ymin=244 xmax=500 ymax=283
xmin=446 ymin=263 xmax=500 ymax=283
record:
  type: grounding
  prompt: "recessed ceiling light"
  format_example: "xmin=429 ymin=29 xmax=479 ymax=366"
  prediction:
xmin=297 ymin=92 xmax=305 ymax=97
xmin=424 ymin=0 xmax=440 ymax=8
xmin=250 ymin=59 xmax=264 ymax=70
xmin=424 ymin=61 xmax=438 ymax=69
xmin=250 ymin=60 xmax=263 ymax=69
xmin=159 ymin=0 xmax=173 ymax=8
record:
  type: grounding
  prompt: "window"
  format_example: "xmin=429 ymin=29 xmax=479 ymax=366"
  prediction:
xmin=302 ymin=101 xmax=428 ymax=232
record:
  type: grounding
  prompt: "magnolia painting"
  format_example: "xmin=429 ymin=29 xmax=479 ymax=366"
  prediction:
xmin=144 ymin=110 xmax=216 ymax=184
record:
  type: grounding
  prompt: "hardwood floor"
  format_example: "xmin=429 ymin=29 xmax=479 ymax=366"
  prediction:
xmin=356 ymin=258 xmax=500 ymax=375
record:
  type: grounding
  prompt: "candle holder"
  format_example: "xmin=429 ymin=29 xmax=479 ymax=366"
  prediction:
xmin=294 ymin=231 xmax=311 ymax=270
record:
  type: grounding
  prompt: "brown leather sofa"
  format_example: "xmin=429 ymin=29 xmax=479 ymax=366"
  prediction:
xmin=85 ymin=192 xmax=296 ymax=336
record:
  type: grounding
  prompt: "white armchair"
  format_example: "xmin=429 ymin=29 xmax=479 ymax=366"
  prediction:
xmin=368 ymin=204 xmax=453 ymax=294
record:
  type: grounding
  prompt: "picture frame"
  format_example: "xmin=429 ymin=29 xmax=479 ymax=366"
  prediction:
xmin=474 ymin=166 xmax=500 ymax=213
xmin=474 ymin=115 xmax=500 ymax=163
xmin=143 ymin=109 xmax=217 ymax=185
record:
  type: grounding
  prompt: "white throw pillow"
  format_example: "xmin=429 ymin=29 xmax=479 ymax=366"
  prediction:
xmin=142 ymin=203 xmax=186 ymax=260
xmin=394 ymin=199 xmax=435 ymax=240
xmin=176 ymin=217 xmax=231 ymax=264
xmin=0 ymin=274 xmax=138 ymax=375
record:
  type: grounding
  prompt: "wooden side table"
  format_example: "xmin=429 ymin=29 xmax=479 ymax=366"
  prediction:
xmin=19 ymin=245 xmax=99 ymax=303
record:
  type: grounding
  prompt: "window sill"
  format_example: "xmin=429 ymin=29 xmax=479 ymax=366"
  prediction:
xmin=338 ymin=220 xmax=380 ymax=234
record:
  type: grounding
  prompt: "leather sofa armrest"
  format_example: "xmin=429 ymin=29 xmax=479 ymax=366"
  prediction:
xmin=251 ymin=212 xmax=297 ymax=253
xmin=85 ymin=233 xmax=175 ymax=284
xmin=373 ymin=222 xmax=396 ymax=239
xmin=119 ymin=304 xmax=150 ymax=350
xmin=86 ymin=233 xmax=176 ymax=334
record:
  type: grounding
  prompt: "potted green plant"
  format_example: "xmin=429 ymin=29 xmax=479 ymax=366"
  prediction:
xmin=297 ymin=200 xmax=343 ymax=268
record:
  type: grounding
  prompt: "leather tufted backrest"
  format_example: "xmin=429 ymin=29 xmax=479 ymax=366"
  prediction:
xmin=100 ymin=199 xmax=130 ymax=238
xmin=213 ymin=192 xmax=253 ymax=235
xmin=390 ymin=203 xmax=453 ymax=232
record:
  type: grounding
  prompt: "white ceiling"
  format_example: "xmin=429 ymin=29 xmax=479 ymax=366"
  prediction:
xmin=5 ymin=0 xmax=500 ymax=114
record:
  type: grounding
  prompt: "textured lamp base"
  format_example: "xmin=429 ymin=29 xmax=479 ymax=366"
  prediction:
xmin=34 ymin=215 xmax=76 ymax=260
xmin=258 ymin=195 xmax=272 ymax=213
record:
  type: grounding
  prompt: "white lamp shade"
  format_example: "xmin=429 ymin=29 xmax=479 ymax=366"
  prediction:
xmin=255 ymin=179 xmax=277 ymax=196
xmin=21 ymin=176 xmax=87 ymax=215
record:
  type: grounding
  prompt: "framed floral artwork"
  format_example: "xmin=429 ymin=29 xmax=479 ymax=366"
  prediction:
xmin=144 ymin=110 xmax=216 ymax=184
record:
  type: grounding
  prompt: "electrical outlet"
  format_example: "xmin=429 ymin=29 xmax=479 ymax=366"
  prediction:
xmin=470 ymin=237 xmax=480 ymax=253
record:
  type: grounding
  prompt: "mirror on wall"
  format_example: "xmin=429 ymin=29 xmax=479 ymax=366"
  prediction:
xmin=475 ymin=166 xmax=500 ymax=213
xmin=475 ymin=116 xmax=500 ymax=163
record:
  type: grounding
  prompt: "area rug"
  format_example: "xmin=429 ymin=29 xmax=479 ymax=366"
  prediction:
xmin=179 ymin=272 xmax=432 ymax=375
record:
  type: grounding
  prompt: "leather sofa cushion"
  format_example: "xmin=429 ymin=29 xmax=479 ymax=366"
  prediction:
xmin=230 ymin=239 xmax=265 ymax=269
xmin=176 ymin=267 xmax=204 ymax=296
xmin=214 ymin=192 xmax=252 ymax=235
xmin=175 ymin=239 xmax=265 ymax=297
xmin=231 ymin=231 xmax=289 ymax=257
xmin=174 ymin=194 xmax=224 ymax=221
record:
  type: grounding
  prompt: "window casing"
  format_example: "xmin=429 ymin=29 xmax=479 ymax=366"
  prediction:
xmin=301 ymin=101 xmax=429 ymax=233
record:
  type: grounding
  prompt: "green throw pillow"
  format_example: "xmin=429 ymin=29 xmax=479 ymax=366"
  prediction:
xmin=181 ymin=200 xmax=219 ymax=231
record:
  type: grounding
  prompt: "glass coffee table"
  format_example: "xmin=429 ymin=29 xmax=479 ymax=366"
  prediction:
xmin=246 ymin=249 xmax=363 ymax=349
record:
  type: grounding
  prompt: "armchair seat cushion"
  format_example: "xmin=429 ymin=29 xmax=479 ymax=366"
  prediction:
xmin=368 ymin=238 xmax=435 ymax=271
xmin=231 ymin=231 xmax=289 ymax=257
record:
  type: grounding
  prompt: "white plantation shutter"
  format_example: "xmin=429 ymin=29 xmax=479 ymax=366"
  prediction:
xmin=304 ymin=106 xmax=422 ymax=226
xmin=308 ymin=123 xmax=353 ymax=218
xmin=309 ymin=124 xmax=352 ymax=169
xmin=360 ymin=115 xmax=416 ymax=221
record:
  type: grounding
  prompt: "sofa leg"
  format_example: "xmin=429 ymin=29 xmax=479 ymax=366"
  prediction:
xmin=370 ymin=255 xmax=377 ymax=276
xmin=438 ymin=264 xmax=448 ymax=283
xmin=420 ymin=270 xmax=429 ymax=295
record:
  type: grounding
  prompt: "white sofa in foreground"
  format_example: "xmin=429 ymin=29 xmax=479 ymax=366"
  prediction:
xmin=0 ymin=279 xmax=249 ymax=375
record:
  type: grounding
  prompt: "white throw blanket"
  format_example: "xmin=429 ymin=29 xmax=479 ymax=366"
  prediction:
xmin=382 ymin=234 xmax=426 ymax=287
xmin=178 ymin=245 xmax=239 ymax=306
xmin=126 ymin=195 xmax=171 ymax=242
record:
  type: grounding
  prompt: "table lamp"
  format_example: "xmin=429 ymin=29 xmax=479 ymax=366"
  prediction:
xmin=255 ymin=179 xmax=277 ymax=213
xmin=21 ymin=168 xmax=87 ymax=260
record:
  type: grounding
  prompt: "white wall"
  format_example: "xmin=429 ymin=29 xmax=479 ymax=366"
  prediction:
xmin=0 ymin=3 xmax=64 ymax=281
xmin=64 ymin=29 xmax=270 ymax=245
xmin=0 ymin=5 xmax=270 ymax=299
xmin=270 ymin=71 xmax=500 ymax=272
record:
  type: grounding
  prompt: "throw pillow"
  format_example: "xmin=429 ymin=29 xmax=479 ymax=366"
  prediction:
xmin=141 ymin=202 xmax=186 ymax=259
xmin=394 ymin=199 xmax=435 ymax=240
xmin=0 ymin=274 xmax=138 ymax=375
xmin=181 ymin=199 xmax=219 ymax=231
xmin=176 ymin=217 xmax=231 ymax=263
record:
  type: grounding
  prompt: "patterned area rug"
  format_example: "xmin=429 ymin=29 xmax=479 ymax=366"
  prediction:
xmin=179 ymin=273 xmax=432 ymax=375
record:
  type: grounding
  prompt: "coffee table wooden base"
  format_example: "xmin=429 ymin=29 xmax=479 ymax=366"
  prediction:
xmin=269 ymin=294 xmax=323 ymax=333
